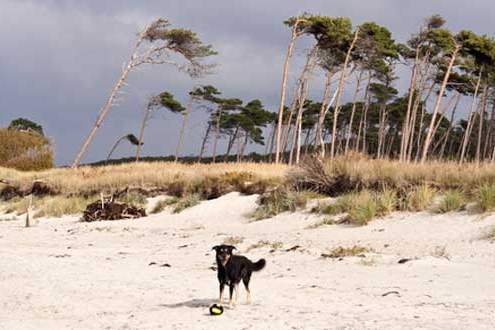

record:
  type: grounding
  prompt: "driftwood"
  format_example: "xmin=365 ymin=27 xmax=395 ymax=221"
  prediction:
xmin=81 ymin=196 xmax=146 ymax=222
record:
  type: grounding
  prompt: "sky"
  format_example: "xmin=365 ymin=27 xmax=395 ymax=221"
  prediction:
xmin=0 ymin=0 xmax=493 ymax=165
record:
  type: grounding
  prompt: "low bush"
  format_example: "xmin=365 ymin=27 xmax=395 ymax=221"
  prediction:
xmin=435 ymin=190 xmax=466 ymax=213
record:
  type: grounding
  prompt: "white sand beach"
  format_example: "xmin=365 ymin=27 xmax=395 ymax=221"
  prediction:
xmin=1 ymin=192 xmax=495 ymax=330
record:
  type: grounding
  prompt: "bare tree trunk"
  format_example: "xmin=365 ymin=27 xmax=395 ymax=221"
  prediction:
xmin=275 ymin=18 xmax=303 ymax=164
xmin=414 ymin=105 xmax=426 ymax=162
xmin=344 ymin=71 xmax=364 ymax=154
xmin=475 ymin=83 xmax=488 ymax=164
xmin=73 ymin=63 xmax=133 ymax=168
xmin=316 ymin=71 xmax=334 ymax=152
xmin=420 ymin=45 xmax=459 ymax=164
xmin=268 ymin=124 xmax=276 ymax=161
xmin=356 ymin=72 xmax=372 ymax=153
xmin=239 ymin=132 xmax=249 ymax=162
xmin=330 ymin=29 xmax=359 ymax=159
xmin=225 ymin=125 xmax=240 ymax=161
xmin=212 ymin=105 xmax=224 ymax=163
xmin=436 ymin=92 xmax=461 ymax=157
xmin=135 ymin=102 xmax=153 ymax=162
xmin=484 ymin=99 xmax=495 ymax=159
xmin=295 ymin=47 xmax=318 ymax=164
xmin=422 ymin=92 xmax=456 ymax=158
xmin=198 ymin=123 xmax=212 ymax=162
xmin=459 ymin=69 xmax=483 ymax=164
xmin=106 ymin=136 xmax=126 ymax=162
xmin=175 ymin=94 xmax=194 ymax=163
xmin=400 ymin=47 xmax=421 ymax=161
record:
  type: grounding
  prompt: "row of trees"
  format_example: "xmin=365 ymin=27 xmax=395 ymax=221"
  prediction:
xmin=70 ymin=14 xmax=495 ymax=167
xmin=274 ymin=14 xmax=495 ymax=164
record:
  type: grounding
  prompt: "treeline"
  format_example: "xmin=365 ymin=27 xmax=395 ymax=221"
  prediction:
xmin=57 ymin=15 xmax=495 ymax=166
xmin=272 ymin=14 xmax=495 ymax=164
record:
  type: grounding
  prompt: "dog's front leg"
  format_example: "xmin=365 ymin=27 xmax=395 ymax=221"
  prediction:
xmin=228 ymin=284 xmax=235 ymax=308
xmin=218 ymin=283 xmax=225 ymax=305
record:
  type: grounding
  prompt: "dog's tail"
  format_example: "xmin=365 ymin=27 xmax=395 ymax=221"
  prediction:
xmin=252 ymin=258 xmax=266 ymax=272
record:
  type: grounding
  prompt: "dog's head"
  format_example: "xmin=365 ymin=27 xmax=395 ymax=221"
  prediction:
xmin=212 ymin=244 xmax=236 ymax=267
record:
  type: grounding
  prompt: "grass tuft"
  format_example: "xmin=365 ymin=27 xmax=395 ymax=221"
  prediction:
xmin=435 ymin=190 xmax=466 ymax=213
xmin=476 ymin=184 xmax=495 ymax=213
xmin=173 ymin=194 xmax=201 ymax=213
xmin=252 ymin=188 xmax=308 ymax=220
xmin=402 ymin=185 xmax=435 ymax=211
xmin=322 ymin=245 xmax=370 ymax=259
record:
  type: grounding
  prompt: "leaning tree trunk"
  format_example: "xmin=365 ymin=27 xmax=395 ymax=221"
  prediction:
xmin=135 ymin=102 xmax=153 ymax=162
xmin=211 ymin=105 xmax=224 ymax=163
xmin=275 ymin=19 xmax=302 ymax=164
xmin=224 ymin=125 xmax=240 ymax=161
xmin=345 ymin=71 xmax=364 ymax=154
xmin=400 ymin=47 xmax=421 ymax=161
xmin=330 ymin=29 xmax=359 ymax=159
xmin=459 ymin=69 xmax=483 ymax=164
xmin=475 ymin=83 xmax=489 ymax=164
xmin=175 ymin=94 xmax=195 ymax=163
xmin=483 ymin=100 xmax=495 ymax=159
xmin=426 ymin=92 xmax=457 ymax=157
xmin=436 ymin=92 xmax=461 ymax=157
xmin=295 ymin=47 xmax=318 ymax=164
xmin=356 ymin=72 xmax=372 ymax=153
xmin=106 ymin=136 xmax=126 ymax=163
xmin=281 ymin=71 xmax=304 ymax=159
xmin=316 ymin=71 xmax=334 ymax=152
xmin=198 ymin=123 xmax=212 ymax=162
xmin=73 ymin=62 xmax=133 ymax=168
xmin=420 ymin=46 xmax=459 ymax=164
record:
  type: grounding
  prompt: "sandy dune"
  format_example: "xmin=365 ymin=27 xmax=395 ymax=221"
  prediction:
xmin=1 ymin=192 xmax=495 ymax=329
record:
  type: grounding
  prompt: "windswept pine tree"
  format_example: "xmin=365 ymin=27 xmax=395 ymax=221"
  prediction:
xmin=71 ymin=18 xmax=216 ymax=168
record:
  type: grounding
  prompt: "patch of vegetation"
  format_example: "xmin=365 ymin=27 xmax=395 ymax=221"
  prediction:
xmin=311 ymin=200 xmax=342 ymax=215
xmin=322 ymin=245 xmax=370 ymax=259
xmin=151 ymin=197 xmax=179 ymax=214
xmin=115 ymin=191 xmax=147 ymax=207
xmin=306 ymin=217 xmax=335 ymax=229
xmin=246 ymin=240 xmax=283 ymax=252
xmin=252 ymin=188 xmax=308 ymax=220
xmin=34 ymin=196 xmax=96 ymax=218
xmin=476 ymin=184 xmax=495 ymax=213
xmin=173 ymin=194 xmax=201 ymax=213
xmin=402 ymin=185 xmax=435 ymax=211
xmin=223 ymin=236 xmax=244 ymax=245
xmin=435 ymin=190 xmax=466 ymax=213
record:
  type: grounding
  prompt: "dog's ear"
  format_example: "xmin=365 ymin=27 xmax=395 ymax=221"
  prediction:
xmin=212 ymin=245 xmax=219 ymax=251
xmin=227 ymin=245 xmax=236 ymax=252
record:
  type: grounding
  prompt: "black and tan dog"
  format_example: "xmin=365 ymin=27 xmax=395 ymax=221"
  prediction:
xmin=212 ymin=244 xmax=265 ymax=307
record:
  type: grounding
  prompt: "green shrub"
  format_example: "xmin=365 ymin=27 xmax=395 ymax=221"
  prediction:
xmin=435 ymin=190 xmax=466 ymax=213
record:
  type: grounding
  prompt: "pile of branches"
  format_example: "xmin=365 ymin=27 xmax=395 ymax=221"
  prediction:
xmin=82 ymin=189 xmax=146 ymax=222
xmin=82 ymin=200 xmax=146 ymax=222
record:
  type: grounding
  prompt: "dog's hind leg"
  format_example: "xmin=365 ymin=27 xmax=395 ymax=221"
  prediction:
xmin=228 ymin=284 xmax=235 ymax=308
xmin=235 ymin=283 xmax=240 ymax=305
xmin=242 ymin=277 xmax=251 ymax=304
xmin=218 ymin=283 xmax=225 ymax=305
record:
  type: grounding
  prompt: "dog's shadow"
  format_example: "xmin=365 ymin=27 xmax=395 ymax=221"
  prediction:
xmin=159 ymin=298 xmax=216 ymax=309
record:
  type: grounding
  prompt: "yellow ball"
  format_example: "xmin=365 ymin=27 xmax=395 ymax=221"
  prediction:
xmin=209 ymin=304 xmax=224 ymax=315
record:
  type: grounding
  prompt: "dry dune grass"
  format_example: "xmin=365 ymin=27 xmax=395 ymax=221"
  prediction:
xmin=0 ymin=162 xmax=289 ymax=197
xmin=292 ymin=155 xmax=495 ymax=194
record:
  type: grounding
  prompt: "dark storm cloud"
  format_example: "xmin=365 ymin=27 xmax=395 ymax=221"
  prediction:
xmin=0 ymin=0 xmax=493 ymax=165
